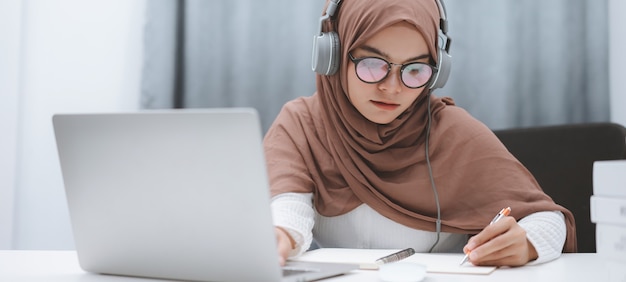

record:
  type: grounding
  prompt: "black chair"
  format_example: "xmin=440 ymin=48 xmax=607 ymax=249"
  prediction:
xmin=493 ymin=122 xmax=626 ymax=253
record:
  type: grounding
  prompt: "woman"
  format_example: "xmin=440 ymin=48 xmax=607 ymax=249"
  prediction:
xmin=264 ymin=0 xmax=576 ymax=267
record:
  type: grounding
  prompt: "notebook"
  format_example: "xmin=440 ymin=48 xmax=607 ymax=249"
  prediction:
xmin=52 ymin=108 xmax=357 ymax=282
xmin=292 ymin=248 xmax=497 ymax=274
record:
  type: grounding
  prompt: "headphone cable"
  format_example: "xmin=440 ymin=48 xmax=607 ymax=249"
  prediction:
xmin=425 ymin=94 xmax=442 ymax=253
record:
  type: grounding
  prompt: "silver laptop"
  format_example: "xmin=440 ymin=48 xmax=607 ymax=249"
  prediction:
xmin=52 ymin=108 xmax=356 ymax=282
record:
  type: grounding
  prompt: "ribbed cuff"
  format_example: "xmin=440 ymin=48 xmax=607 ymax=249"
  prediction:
xmin=271 ymin=193 xmax=315 ymax=257
xmin=518 ymin=211 xmax=566 ymax=265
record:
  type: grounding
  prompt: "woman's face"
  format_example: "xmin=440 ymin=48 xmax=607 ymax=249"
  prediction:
xmin=347 ymin=21 xmax=431 ymax=124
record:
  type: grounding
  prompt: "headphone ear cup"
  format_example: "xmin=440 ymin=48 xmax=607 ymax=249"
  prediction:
xmin=429 ymin=48 xmax=451 ymax=89
xmin=312 ymin=31 xmax=340 ymax=75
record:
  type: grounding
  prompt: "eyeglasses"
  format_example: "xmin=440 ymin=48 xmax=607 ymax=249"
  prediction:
xmin=348 ymin=53 xmax=436 ymax=89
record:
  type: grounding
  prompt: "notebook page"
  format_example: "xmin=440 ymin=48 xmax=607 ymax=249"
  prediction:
xmin=291 ymin=248 xmax=496 ymax=275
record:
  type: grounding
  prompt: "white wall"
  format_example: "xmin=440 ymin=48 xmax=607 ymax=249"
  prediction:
xmin=609 ymin=0 xmax=626 ymax=126
xmin=0 ymin=0 xmax=23 ymax=249
xmin=0 ymin=0 xmax=145 ymax=249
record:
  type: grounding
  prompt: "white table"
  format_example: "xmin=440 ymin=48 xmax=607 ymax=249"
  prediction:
xmin=0 ymin=250 xmax=624 ymax=282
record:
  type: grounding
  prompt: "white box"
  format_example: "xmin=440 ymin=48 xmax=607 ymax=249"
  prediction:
xmin=595 ymin=224 xmax=626 ymax=262
xmin=590 ymin=196 xmax=626 ymax=225
xmin=593 ymin=160 xmax=626 ymax=197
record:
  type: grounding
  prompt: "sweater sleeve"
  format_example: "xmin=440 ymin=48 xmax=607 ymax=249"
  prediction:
xmin=271 ymin=193 xmax=567 ymax=264
xmin=518 ymin=211 xmax=567 ymax=265
xmin=271 ymin=192 xmax=315 ymax=257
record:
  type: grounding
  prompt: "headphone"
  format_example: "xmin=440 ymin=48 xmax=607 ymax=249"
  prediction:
xmin=311 ymin=0 xmax=452 ymax=90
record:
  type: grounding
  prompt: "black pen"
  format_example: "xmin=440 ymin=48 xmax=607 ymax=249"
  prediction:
xmin=375 ymin=248 xmax=416 ymax=264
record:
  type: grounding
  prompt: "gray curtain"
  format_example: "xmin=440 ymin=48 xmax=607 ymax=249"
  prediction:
xmin=141 ymin=0 xmax=609 ymax=132
xmin=443 ymin=0 xmax=609 ymax=129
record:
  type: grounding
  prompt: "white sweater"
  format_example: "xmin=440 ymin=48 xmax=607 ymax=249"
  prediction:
xmin=271 ymin=192 xmax=566 ymax=265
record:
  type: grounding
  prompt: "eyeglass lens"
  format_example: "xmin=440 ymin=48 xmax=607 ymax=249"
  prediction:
xmin=354 ymin=57 xmax=433 ymax=88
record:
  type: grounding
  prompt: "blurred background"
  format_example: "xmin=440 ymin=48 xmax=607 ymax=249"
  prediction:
xmin=1 ymin=0 xmax=625 ymax=250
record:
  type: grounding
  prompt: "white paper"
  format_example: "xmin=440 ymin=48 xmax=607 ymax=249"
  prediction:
xmin=290 ymin=248 xmax=497 ymax=275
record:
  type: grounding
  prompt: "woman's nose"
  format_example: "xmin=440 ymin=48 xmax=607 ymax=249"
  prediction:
xmin=378 ymin=65 xmax=403 ymax=94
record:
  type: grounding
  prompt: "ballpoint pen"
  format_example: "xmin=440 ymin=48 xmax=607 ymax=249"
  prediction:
xmin=375 ymin=248 xmax=416 ymax=264
xmin=459 ymin=207 xmax=512 ymax=265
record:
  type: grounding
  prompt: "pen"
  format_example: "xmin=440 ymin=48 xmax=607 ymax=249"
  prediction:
xmin=375 ymin=248 xmax=416 ymax=264
xmin=459 ymin=207 xmax=511 ymax=265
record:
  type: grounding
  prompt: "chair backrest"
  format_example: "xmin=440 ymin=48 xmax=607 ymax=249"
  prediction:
xmin=493 ymin=122 xmax=626 ymax=253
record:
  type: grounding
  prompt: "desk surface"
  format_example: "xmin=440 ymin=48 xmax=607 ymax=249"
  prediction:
xmin=0 ymin=250 xmax=624 ymax=282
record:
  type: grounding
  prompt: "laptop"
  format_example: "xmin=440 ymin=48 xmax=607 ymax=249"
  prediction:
xmin=52 ymin=108 xmax=357 ymax=282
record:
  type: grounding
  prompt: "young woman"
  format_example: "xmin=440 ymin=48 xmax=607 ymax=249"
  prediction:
xmin=264 ymin=0 xmax=576 ymax=267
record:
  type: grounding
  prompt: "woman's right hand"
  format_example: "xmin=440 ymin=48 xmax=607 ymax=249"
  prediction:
xmin=275 ymin=227 xmax=295 ymax=266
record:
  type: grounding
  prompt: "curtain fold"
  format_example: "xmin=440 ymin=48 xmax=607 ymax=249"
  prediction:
xmin=443 ymin=0 xmax=609 ymax=129
xmin=141 ymin=0 xmax=609 ymax=132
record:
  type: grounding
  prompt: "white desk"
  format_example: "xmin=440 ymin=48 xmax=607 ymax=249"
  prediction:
xmin=0 ymin=250 xmax=624 ymax=282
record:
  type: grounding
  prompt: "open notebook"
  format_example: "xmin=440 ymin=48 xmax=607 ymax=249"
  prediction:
xmin=292 ymin=248 xmax=497 ymax=275
xmin=52 ymin=108 xmax=357 ymax=282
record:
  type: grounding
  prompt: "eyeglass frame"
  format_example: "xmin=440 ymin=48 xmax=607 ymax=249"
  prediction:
xmin=348 ymin=52 xmax=438 ymax=89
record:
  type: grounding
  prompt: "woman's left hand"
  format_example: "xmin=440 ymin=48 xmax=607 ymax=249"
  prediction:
xmin=462 ymin=216 xmax=538 ymax=266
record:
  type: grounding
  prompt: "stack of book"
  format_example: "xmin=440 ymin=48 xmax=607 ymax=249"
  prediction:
xmin=590 ymin=160 xmax=626 ymax=280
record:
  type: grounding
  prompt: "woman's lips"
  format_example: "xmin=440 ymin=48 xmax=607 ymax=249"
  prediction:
xmin=371 ymin=100 xmax=400 ymax=110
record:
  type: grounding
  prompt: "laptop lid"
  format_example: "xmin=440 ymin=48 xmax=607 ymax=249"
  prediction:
xmin=52 ymin=108 xmax=356 ymax=282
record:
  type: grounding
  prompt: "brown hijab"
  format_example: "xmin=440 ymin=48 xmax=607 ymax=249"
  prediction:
xmin=264 ymin=0 xmax=577 ymax=252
